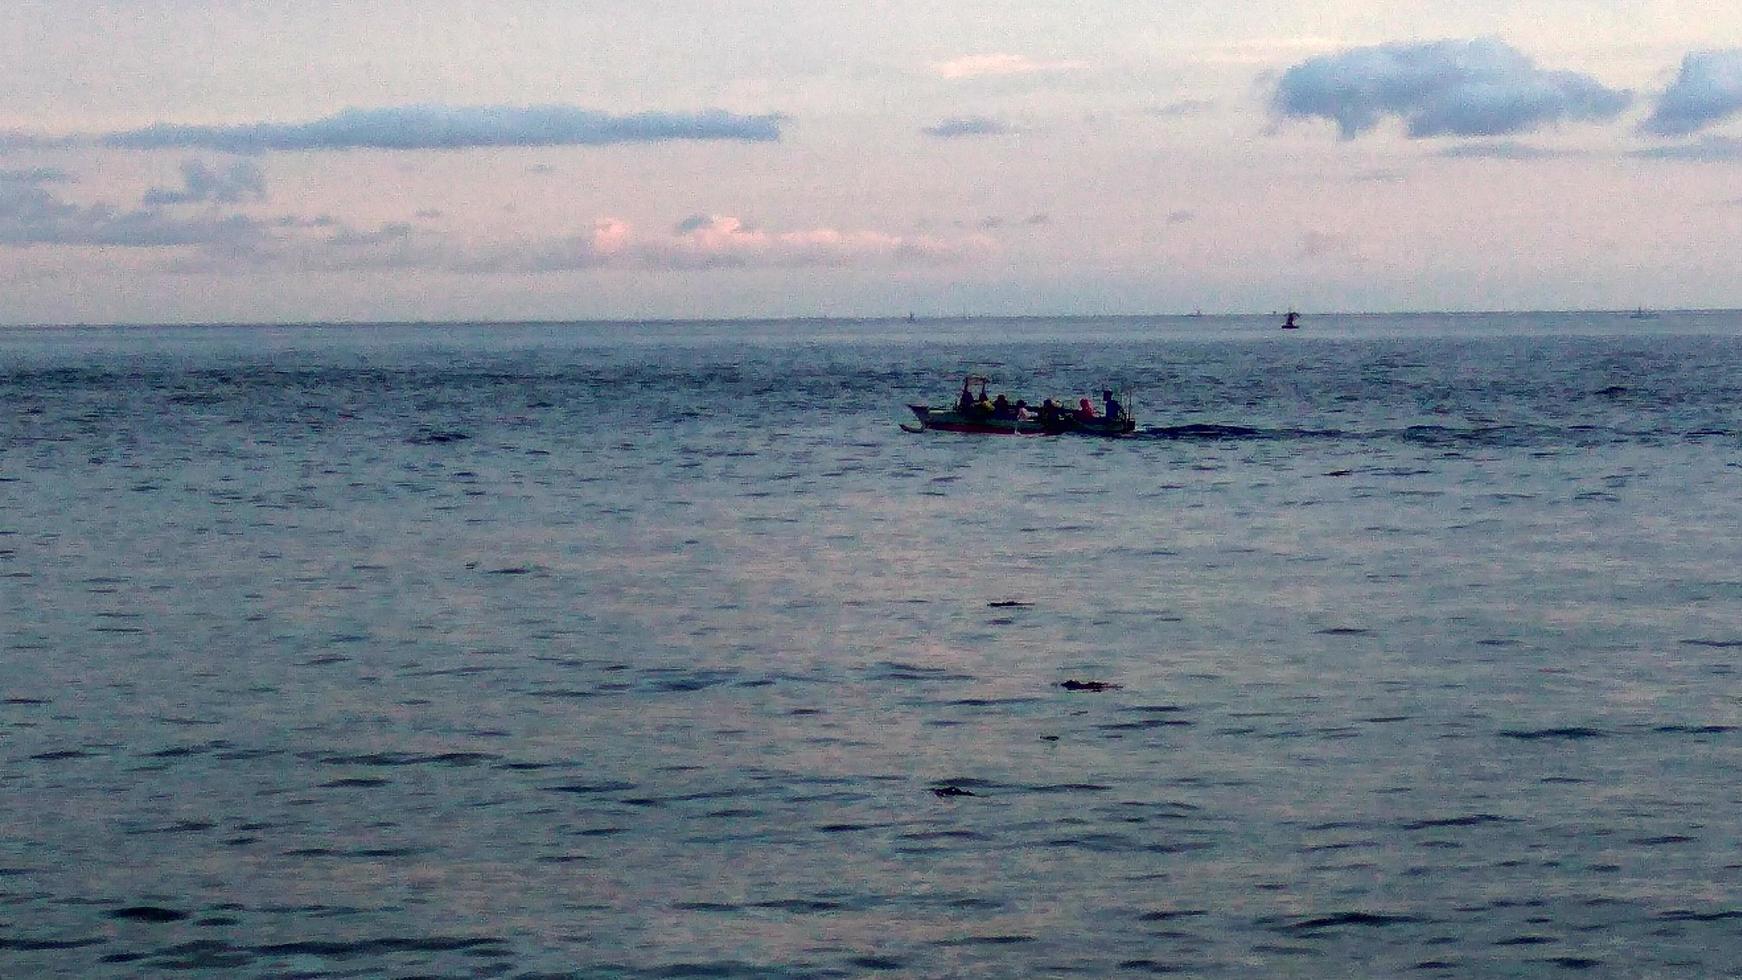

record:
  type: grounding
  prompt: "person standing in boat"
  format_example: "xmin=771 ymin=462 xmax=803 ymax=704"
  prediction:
xmin=1102 ymin=389 xmax=1123 ymax=421
xmin=1039 ymin=398 xmax=1061 ymax=428
xmin=958 ymin=380 xmax=977 ymax=414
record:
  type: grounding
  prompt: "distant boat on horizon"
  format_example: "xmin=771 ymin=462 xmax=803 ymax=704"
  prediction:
xmin=1629 ymin=306 xmax=1657 ymax=320
xmin=1281 ymin=311 xmax=1301 ymax=330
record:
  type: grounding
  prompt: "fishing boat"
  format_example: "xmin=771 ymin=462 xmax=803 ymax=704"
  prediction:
xmin=903 ymin=376 xmax=1136 ymax=437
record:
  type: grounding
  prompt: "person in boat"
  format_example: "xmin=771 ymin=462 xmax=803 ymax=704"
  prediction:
xmin=1038 ymin=398 xmax=1061 ymax=427
xmin=957 ymin=381 xmax=977 ymax=414
xmin=1102 ymin=389 xmax=1123 ymax=421
xmin=991 ymin=394 xmax=1014 ymax=419
xmin=1014 ymin=399 xmax=1032 ymax=421
xmin=1076 ymin=398 xmax=1096 ymax=421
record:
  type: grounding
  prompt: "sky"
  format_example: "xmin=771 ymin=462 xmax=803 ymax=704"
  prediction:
xmin=2 ymin=0 xmax=1741 ymax=323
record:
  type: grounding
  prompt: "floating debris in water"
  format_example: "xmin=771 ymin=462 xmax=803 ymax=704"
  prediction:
xmin=987 ymin=601 xmax=1031 ymax=608
xmin=1061 ymin=680 xmax=1121 ymax=692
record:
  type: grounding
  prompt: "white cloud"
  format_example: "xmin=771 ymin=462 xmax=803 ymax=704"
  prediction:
xmin=1436 ymin=140 xmax=1578 ymax=160
xmin=1642 ymin=50 xmax=1742 ymax=137
xmin=1298 ymin=230 xmax=1360 ymax=261
xmin=1146 ymin=99 xmax=1215 ymax=119
xmin=1272 ymin=38 xmax=1630 ymax=140
xmin=931 ymin=53 xmax=1081 ymax=80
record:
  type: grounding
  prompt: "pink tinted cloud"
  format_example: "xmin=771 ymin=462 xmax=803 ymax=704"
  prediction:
xmin=648 ymin=214 xmax=993 ymax=268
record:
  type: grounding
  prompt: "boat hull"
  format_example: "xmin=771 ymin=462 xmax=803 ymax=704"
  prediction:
xmin=906 ymin=405 xmax=1135 ymax=437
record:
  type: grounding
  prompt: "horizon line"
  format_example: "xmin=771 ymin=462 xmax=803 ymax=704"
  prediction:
xmin=1 ymin=307 xmax=1733 ymax=330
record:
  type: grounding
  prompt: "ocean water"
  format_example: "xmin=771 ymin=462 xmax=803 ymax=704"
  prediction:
xmin=1 ymin=312 xmax=1740 ymax=977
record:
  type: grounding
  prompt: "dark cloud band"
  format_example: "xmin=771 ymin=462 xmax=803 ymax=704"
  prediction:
xmin=14 ymin=105 xmax=784 ymax=154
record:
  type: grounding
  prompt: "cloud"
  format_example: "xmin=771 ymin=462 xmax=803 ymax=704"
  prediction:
xmin=922 ymin=115 xmax=1014 ymax=139
xmin=1298 ymin=230 xmax=1360 ymax=260
xmin=141 ymin=159 xmax=266 ymax=205
xmin=1272 ymin=38 xmax=1630 ymax=139
xmin=673 ymin=213 xmax=723 ymax=234
xmin=0 ymin=167 xmax=74 ymax=184
xmin=158 ymin=210 xmax=993 ymax=276
xmin=1642 ymin=50 xmax=1742 ymax=137
xmin=0 ymin=169 xmax=988 ymax=276
xmin=1147 ymin=99 xmax=1215 ymax=118
xmin=1630 ymin=135 xmax=1742 ymax=161
xmin=1435 ymin=140 xmax=1575 ymax=159
xmin=0 ymin=179 xmax=262 ymax=248
xmin=640 ymin=214 xmax=990 ymax=269
xmin=932 ymin=53 xmax=1080 ymax=80
xmin=8 ymin=105 xmax=784 ymax=154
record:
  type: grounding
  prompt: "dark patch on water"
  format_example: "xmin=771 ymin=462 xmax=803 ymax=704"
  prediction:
xmin=312 ymin=750 xmax=498 ymax=767
xmin=406 ymin=429 xmax=470 ymax=445
xmin=1498 ymin=727 xmax=1609 ymax=740
xmin=253 ymin=935 xmax=508 ymax=958
xmin=1403 ymin=814 xmax=1514 ymax=831
xmin=1119 ymin=959 xmax=1189 ymax=973
xmin=109 ymin=905 xmax=190 ymax=923
xmin=1658 ymin=909 xmax=1742 ymax=921
xmin=0 ymin=935 xmax=101 ymax=950
xmin=1267 ymin=911 xmax=1422 ymax=933
xmin=545 ymin=781 xmax=637 ymax=795
xmin=751 ymin=898 xmax=846 ymax=913
xmin=871 ymin=661 xmax=975 ymax=682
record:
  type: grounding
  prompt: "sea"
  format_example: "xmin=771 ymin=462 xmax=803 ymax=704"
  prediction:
xmin=1 ymin=312 xmax=1739 ymax=978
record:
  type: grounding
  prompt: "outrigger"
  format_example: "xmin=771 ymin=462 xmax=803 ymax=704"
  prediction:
xmin=903 ymin=375 xmax=1136 ymax=437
